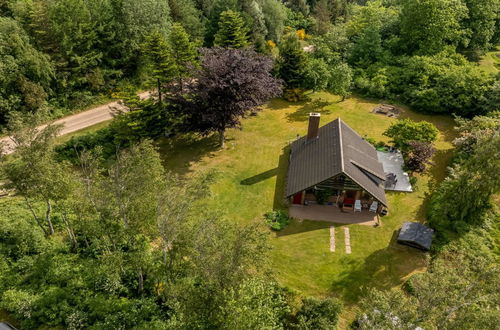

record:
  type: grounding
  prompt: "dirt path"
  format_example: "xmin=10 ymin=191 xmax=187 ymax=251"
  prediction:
xmin=1 ymin=91 xmax=151 ymax=155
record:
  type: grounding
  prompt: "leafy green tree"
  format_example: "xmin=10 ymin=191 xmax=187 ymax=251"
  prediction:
xmin=122 ymin=0 xmax=171 ymax=52
xmin=400 ymin=0 xmax=468 ymax=55
xmin=428 ymin=132 xmax=500 ymax=231
xmin=394 ymin=50 xmax=495 ymax=116
xmin=328 ymin=62 xmax=352 ymax=101
xmin=289 ymin=0 xmax=310 ymax=16
xmin=277 ymin=32 xmax=309 ymax=90
xmin=349 ymin=24 xmax=386 ymax=67
xmin=0 ymin=17 xmax=54 ymax=124
xmin=260 ymin=0 xmax=287 ymax=42
xmin=168 ymin=0 xmax=205 ymax=41
xmin=304 ymin=58 xmax=352 ymax=100
xmin=383 ymin=119 xmax=439 ymax=150
xmin=214 ymin=10 xmax=250 ymax=48
xmin=2 ymin=114 xmax=69 ymax=236
xmin=221 ymin=278 xmax=291 ymax=329
xmin=462 ymin=0 xmax=499 ymax=55
xmin=142 ymin=31 xmax=175 ymax=102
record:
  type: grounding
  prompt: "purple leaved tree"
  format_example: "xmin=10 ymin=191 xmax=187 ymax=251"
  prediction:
xmin=174 ymin=48 xmax=282 ymax=148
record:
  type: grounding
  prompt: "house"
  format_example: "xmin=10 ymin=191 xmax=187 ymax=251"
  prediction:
xmin=285 ymin=113 xmax=388 ymax=222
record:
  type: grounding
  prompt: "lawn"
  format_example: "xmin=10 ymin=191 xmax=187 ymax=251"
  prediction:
xmin=479 ymin=46 xmax=500 ymax=74
xmin=158 ymin=92 xmax=456 ymax=326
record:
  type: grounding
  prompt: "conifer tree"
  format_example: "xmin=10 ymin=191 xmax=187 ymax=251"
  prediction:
xmin=214 ymin=10 xmax=249 ymax=48
xmin=168 ymin=23 xmax=199 ymax=92
xmin=277 ymin=32 xmax=308 ymax=91
xmin=143 ymin=31 xmax=175 ymax=103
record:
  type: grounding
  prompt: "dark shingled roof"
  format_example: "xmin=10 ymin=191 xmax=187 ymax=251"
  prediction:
xmin=397 ymin=222 xmax=434 ymax=250
xmin=285 ymin=118 xmax=387 ymax=206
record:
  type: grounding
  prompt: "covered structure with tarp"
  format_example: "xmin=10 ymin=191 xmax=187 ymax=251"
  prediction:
xmin=397 ymin=222 xmax=434 ymax=250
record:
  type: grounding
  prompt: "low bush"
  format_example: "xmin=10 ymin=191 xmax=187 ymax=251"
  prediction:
xmin=264 ymin=210 xmax=290 ymax=231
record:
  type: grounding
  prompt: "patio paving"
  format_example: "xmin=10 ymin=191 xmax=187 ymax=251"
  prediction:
xmin=289 ymin=204 xmax=378 ymax=226
xmin=377 ymin=151 xmax=413 ymax=192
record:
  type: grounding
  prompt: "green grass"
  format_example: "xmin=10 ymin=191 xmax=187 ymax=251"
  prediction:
xmin=2 ymin=92 xmax=454 ymax=328
xmin=158 ymin=92 xmax=456 ymax=326
xmin=479 ymin=46 xmax=500 ymax=74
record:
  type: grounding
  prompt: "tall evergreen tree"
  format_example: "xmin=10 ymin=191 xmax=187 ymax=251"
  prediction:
xmin=168 ymin=23 xmax=199 ymax=92
xmin=277 ymin=32 xmax=308 ymax=90
xmin=214 ymin=10 xmax=250 ymax=48
xmin=143 ymin=31 xmax=175 ymax=103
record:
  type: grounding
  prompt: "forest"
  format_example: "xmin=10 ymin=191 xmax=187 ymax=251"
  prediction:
xmin=0 ymin=0 xmax=499 ymax=329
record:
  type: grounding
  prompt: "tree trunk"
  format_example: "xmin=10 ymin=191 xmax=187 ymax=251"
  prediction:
xmin=341 ymin=94 xmax=346 ymax=102
xmin=24 ymin=197 xmax=48 ymax=236
xmin=218 ymin=129 xmax=225 ymax=148
xmin=138 ymin=269 xmax=144 ymax=295
xmin=45 ymin=199 xmax=54 ymax=235
xmin=62 ymin=210 xmax=78 ymax=250
xmin=157 ymin=78 xmax=162 ymax=103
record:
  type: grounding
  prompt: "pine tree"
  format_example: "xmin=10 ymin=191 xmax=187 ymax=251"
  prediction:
xmin=143 ymin=31 xmax=175 ymax=103
xmin=277 ymin=32 xmax=308 ymax=90
xmin=214 ymin=10 xmax=249 ymax=48
xmin=168 ymin=23 xmax=199 ymax=92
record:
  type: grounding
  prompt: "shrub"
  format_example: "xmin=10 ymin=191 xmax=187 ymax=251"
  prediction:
xmin=383 ymin=119 xmax=438 ymax=150
xmin=264 ymin=210 xmax=290 ymax=231
xmin=405 ymin=141 xmax=436 ymax=173
xmin=293 ymin=297 xmax=342 ymax=329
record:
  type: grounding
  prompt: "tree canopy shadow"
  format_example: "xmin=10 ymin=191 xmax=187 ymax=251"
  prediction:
xmin=286 ymin=99 xmax=332 ymax=122
xmin=330 ymin=230 xmax=428 ymax=304
xmin=156 ymin=133 xmax=222 ymax=176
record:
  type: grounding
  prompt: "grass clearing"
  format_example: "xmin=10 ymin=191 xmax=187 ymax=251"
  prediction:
xmin=158 ymin=92 xmax=456 ymax=326
xmin=479 ymin=46 xmax=500 ymax=74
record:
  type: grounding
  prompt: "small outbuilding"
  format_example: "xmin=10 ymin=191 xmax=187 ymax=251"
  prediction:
xmin=397 ymin=222 xmax=434 ymax=251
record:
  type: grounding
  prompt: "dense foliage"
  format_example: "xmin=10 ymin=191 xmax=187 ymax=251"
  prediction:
xmin=1 ymin=121 xmax=344 ymax=328
xmin=2 ymin=0 xmax=500 ymax=328
xmin=0 ymin=0 xmax=499 ymax=125
xmin=356 ymin=113 xmax=500 ymax=329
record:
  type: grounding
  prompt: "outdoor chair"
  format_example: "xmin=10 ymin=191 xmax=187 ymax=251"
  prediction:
xmin=369 ymin=201 xmax=378 ymax=213
xmin=354 ymin=200 xmax=362 ymax=212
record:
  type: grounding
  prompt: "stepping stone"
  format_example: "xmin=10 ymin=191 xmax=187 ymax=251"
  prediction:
xmin=329 ymin=226 xmax=335 ymax=252
xmin=344 ymin=227 xmax=351 ymax=254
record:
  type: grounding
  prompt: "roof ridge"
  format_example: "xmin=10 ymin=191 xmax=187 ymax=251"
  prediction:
xmin=349 ymin=159 xmax=386 ymax=181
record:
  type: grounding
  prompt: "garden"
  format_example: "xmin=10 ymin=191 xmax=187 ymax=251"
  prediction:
xmin=157 ymin=91 xmax=456 ymax=323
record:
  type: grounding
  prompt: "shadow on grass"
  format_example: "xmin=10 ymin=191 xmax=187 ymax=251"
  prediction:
xmin=276 ymin=218 xmax=332 ymax=237
xmin=330 ymin=230 xmax=427 ymax=304
xmin=239 ymin=146 xmax=290 ymax=210
xmin=286 ymin=99 xmax=333 ymax=122
xmin=414 ymin=148 xmax=454 ymax=221
xmin=156 ymin=133 xmax=222 ymax=175
xmin=240 ymin=168 xmax=278 ymax=185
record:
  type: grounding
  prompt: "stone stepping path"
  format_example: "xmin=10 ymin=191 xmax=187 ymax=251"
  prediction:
xmin=329 ymin=226 xmax=335 ymax=252
xmin=344 ymin=227 xmax=352 ymax=254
